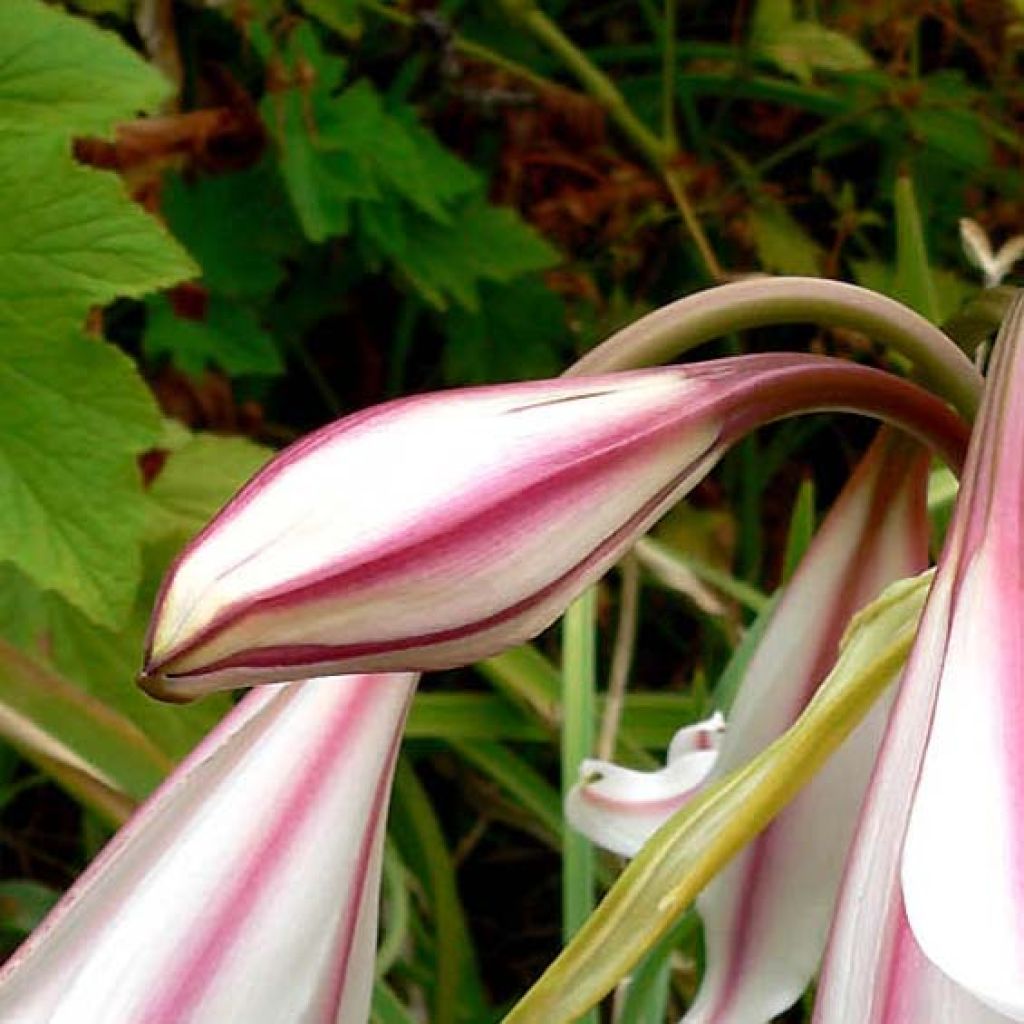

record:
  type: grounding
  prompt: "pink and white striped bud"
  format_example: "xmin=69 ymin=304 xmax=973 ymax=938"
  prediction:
xmin=141 ymin=356 xmax=967 ymax=701
xmin=0 ymin=672 xmax=416 ymax=1023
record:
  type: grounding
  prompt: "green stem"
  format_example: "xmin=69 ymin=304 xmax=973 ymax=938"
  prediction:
xmin=561 ymin=589 xmax=598 ymax=1024
xmin=568 ymin=276 xmax=983 ymax=420
xmin=503 ymin=573 xmax=930 ymax=1023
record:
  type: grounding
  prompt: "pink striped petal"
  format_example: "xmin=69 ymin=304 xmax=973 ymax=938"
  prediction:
xmin=814 ymin=576 xmax=1011 ymax=1023
xmin=683 ymin=430 xmax=931 ymax=1024
xmin=902 ymin=301 xmax=1024 ymax=1018
xmin=565 ymin=714 xmax=723 ymax=857
xmin=814 ymin=569 xmax=955 ymax=1022
xmin=0 ymin=672 xmax=416 ymax=1023
xmin=141 ymin=357 xmax=967 ymax=700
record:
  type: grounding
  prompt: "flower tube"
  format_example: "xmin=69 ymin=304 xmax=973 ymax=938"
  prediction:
xmin=141 ymin=355 xmax=967 ymax=701
xmin=565 ymin=427 xmax=932 ymax=1022
xmin=817 ymin=295 xmax=1024 ymax=1022
xmin=0 ymin=672 xmax=416 ymax=1023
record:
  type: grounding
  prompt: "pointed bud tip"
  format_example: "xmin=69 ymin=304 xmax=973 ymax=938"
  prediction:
xmin=137 ymin=668 xmax=195 ymax=705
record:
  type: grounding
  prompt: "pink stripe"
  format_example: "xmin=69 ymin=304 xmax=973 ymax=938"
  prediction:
xmin=320 ymin=702 xmax=409 ymax=1021
xmin=141 ymin=683 xmax=389 ymax=1021
xmin=582 ymin=785 xmax=701 ymax=817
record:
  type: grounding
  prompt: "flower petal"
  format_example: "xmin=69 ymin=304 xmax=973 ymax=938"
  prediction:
xmin=814 ymin=575 xmax=1011 ymax=1023
xmin=814 ymin=568 xmax=954 ymax=1022
xmin=683 ymin=430 xmax=931 ymax=1024
xmin=565 ymin=714 xmax=723 ymax=857
xmin=0 ymin=673 xmax=416 ymax=1023
xmin=902 ymin=299 xmax=1024 ymax=1018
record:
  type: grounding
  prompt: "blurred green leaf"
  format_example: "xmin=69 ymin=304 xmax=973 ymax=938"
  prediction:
xmin=162 ymin=165 xmax=302 ymax=300
xmin=751 ymin=0 xmax=872 ymax=84
xmin=0 ymin=562 xmax=229 ymax=762
xmin=749 ymin=203 xmax=823 ymax=276
xmin=297 ymin=0 xmax=364 ymax=39
xmin=389 ymin=198 xmax=559 ymax=311
xmin=442 ymin=278 xmax=567 ymax=383
xmin=0 ymin=635 xmax=172 ymax=818
xmin=267 ymin=26 xmax=478 ymax=243
xmin=144 ymin=295 xmax=284 ymax=378
xmin=0 ymin=881 xmax=60 ymax=947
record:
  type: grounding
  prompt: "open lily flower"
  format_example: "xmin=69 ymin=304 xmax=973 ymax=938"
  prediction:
xmin=0 ymin=672 xmax=416 ymax=1023
xmin=816 ymin=297 xmax=1024 ymax=1022
xmin=141 ymin=355 xmax=966 ymax=702
xmin=567 ymin=712 xmax=724 ymax=857
xmin=566 ymin=428 xmax=931 ymax=1023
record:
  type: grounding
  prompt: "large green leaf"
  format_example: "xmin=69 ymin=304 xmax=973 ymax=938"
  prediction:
xmin=0 ymin=0 xmax=170 ymax=136
xmin=0 ymin=134 xmax=195 ymax=335
xmin=144 ymin=432 xmax=272 ymax=545
xmin=0 ymin=329 xmax=161 ymax=626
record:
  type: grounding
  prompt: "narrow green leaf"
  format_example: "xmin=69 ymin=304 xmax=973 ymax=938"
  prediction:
xmin=406 ymin=692 xmax=703 ymax=748
xmin=392 ymin=759 xmax=489 ymax=1024
xmin=561 ymin=589 xmax=598 ymax=1024
xmin=476 ymin=644 xmax=563 ymax=731
xmin=0 ymin=637 xmax=172 ymax=820
xmin=893 ymin=172 xmax=940 ymax=324
xmin=781 ymin=477 xmax=816 ymax=582
xmin=712 ymin=593 xmax=780 ymax=715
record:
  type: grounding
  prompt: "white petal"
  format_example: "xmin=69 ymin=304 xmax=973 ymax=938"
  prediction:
xmin=903 ymin=546 xmax=1024 ymax=1020
xmin=566 ymin=745 xmax=719 ymax=858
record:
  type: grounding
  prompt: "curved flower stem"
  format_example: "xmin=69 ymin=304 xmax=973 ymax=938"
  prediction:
xmin=568 ymin=277 xmax=983 ymax=421
xmin=502 ymin=572 xmax=931 ymax=1024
